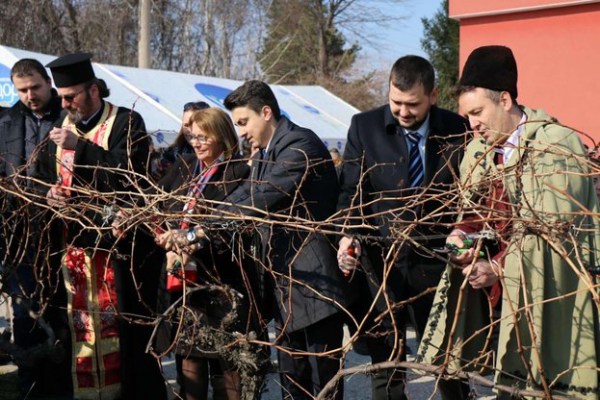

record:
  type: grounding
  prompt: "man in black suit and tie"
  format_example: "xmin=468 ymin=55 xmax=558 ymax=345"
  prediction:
xmin=221 ymin=80 xmax=353 ymax=399
xmin=336 ymin=56 xmax=470 ymax=399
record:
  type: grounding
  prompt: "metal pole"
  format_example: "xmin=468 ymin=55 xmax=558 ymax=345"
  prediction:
xmin=138 ymin=0 xmax=151 ymax=69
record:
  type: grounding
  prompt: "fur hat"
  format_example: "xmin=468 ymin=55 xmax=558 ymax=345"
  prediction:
xmin=459 ymin=45 xmax=518 ymax=99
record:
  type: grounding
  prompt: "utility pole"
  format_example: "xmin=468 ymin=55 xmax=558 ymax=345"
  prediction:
xmin=138 ymin=0 xmax=151 ymax=69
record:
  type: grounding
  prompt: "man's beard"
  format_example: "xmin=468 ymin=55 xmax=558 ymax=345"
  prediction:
xmin=66 ymin=91 xmax=93 ymax=125
xmin=67 ymin=109 xmax=83 ymax=124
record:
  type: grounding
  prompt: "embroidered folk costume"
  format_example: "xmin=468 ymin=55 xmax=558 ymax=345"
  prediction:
xmin=418 ymin=46 xmax=600 ymax=399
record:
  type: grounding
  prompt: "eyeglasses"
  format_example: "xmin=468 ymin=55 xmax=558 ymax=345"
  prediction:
xmin=57 ymin=89 xmax=85 ymax=103
xmin=184 ymin=133 xmax=211 ymax=144
xmin=183 ymin=101 xmax=210 ymax=112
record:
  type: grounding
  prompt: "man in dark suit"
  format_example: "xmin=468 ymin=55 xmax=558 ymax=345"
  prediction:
xmin=221 ymin=80 xmax=353 ymax=399
xmin=336 ymin=56 xmax=470 ymax=399
xmin=0 ymin=58 xmax=63 ymax=396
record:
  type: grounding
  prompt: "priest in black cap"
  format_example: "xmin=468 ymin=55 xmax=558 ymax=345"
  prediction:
xmin=417 ymin=45 xmax=600 ymax=399
xmin=34 ymin=53 xmax=166 ymax=400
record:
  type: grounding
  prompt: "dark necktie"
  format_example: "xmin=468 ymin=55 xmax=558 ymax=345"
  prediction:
xmin=407 ymin=131 xmax=424 ymax=189
xmin=256 ymin=149 xmax=266 ymax=180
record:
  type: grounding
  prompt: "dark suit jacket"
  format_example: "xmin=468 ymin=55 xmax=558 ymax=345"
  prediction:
xmin=225 ymin=116 xmax=354 ymax=332
xmin=338 ymin=104 xmax=469 ymax=299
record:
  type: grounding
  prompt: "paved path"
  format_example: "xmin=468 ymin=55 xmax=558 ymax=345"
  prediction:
xmin=163 ymin=326 xmax=494 ymax=399
xmin=1 ymin=299 xmax=494 ymax=399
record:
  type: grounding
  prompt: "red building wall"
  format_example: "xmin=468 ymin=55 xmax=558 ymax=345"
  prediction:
xmin=450 ymin=0 xmax=600 ymax=144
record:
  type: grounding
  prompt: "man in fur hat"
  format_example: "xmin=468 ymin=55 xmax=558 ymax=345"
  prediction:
xmin=417 ymin=45 xmax=600 ymax=399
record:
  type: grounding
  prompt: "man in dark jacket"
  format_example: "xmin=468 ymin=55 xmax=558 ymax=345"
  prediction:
xmin=220 ymin=80 xmax=353 ymax=399
xmin=0 ymin=58 xmax=63 ymax=396
xmin=336 ymin=56 xmax=470 ymax=400
xmin=34 ymin=53 xmax=165 ymax=400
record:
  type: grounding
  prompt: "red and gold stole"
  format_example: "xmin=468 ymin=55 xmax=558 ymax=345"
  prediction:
xmin=57 ymin=103 xmax=122 ymax=399
xmin=55 ymin=102 xmax=117 ymax=187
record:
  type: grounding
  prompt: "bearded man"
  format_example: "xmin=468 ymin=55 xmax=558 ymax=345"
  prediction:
xmin=34 ymin=53 xmax=165 ymax=400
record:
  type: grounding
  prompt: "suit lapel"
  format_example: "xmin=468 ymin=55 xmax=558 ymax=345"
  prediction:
xmin=256 ymin=118 xmax=289 ymax=183
xmin=252 ymin=151 xmax=264 ymax=182
xmin=424 ymin=107 xmax=444 ymax=185
xmin=259 ymin=148 xmax=275 ymax=181
xmin=424 ymin=133 xmax=442 ymax=185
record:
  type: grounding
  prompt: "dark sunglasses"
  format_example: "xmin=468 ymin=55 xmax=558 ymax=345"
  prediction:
xmin=57 ymin=89 xmax=85 ymax=103
xmin=183 ymin=101 xmax=210 ymax=112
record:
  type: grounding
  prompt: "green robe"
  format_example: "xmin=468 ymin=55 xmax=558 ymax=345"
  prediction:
xmin=417 ymin=107 xmax=600 ymax=399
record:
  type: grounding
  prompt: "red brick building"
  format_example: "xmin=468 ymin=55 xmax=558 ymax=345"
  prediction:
xmin=450 ymin=0 xmax=600 ymax=143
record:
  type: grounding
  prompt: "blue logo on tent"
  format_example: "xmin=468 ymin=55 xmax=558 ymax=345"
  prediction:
xmin=303 ymin=105 xmax=320 ymax=115
xmin=0 ymin=63 xmax=18 ymax=107
xmin=194 ymin=84 xmax=232 ymax=108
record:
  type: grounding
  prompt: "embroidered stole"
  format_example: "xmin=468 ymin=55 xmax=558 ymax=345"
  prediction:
xmin=57 ymin=103 xmax=122 ymax=399
xmin=56 ymin=103 xmax=117 ymax=187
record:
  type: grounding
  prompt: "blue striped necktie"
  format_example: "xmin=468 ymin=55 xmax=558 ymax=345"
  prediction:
xmin=406 ymin=131 xmax=424 ymax=189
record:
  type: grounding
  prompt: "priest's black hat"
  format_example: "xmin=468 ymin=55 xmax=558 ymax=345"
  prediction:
xmin=459 ymin=45 xmax=518 ymax=99
xmin=46 ymin=53 xmax=95 ymax=88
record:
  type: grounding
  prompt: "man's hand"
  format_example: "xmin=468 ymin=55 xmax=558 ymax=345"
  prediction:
xmin=462 ymin=259 xmax=499 ymax=289
xmin=156 ymin=227 xmax=206 ymax=252
xmin=49 ymin=127 xmax=79 ymax=150
xmin=46 ymin=183 xmax=70 ymax=207
xmin=111 ymin=210 xmax=128 ymax=240
xmin=337 ymin=236 xmax=361 ymax=275
xmin=165 ymin=251 xmax=182 ymax=272
xmin=156 ymin=229 xmax=187 ymax=251
xmin=447 ymin=229 xmax=476 ymax=265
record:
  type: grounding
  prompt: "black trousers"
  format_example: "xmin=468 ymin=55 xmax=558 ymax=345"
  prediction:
xmin=276 ymin=312 xmax=344 ymax=400
xmin=355 ymin=245 xmax=447 ymax=400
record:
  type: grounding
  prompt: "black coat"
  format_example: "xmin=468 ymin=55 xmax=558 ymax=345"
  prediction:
xmin=337 ymin=104 xmax=469 ymax=330
xmin=158 ymin=153 xmax=254 ymax=298
xmin=225 ymin=116 xmax=354 ymax=332
xmin=32 ymin=102 xmax=165 ymax=400
xmin=0 ymin=95 xmax=63 ymax=178
xmin=0 ymin=96 xmax=63 ymax=267
xmin=36 ymin=101 xmax=151 ymax=248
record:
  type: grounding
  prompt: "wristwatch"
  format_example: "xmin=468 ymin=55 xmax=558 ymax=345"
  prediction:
xmin=186 ymin=227 xmax=198 ymax=244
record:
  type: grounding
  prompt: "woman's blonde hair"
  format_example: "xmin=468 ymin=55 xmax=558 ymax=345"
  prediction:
xmin=190 ymin=108 xmax=240 ymax=160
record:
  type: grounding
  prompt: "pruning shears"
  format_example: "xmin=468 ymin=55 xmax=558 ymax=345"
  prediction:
xmin=433 ymin=230 xmax=496 ymax=258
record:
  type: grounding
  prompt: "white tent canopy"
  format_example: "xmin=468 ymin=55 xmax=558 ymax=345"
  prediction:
xmin=0 ymin=45 xmax=358 ymax=150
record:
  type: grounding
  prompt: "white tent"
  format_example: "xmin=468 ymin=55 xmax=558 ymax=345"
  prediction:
xmin=0 ymin=45 xmax=358 ymax=150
